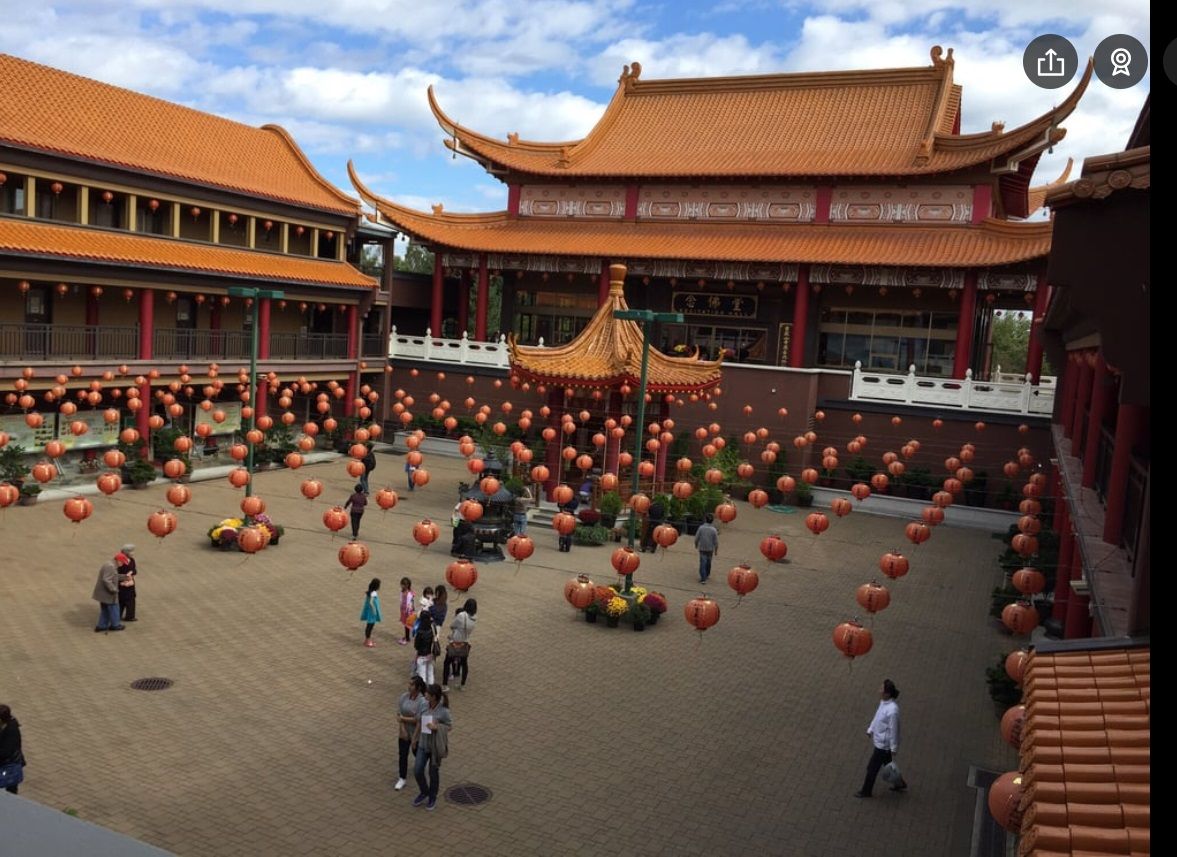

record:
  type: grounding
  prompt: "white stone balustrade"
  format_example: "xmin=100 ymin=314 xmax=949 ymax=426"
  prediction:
xmin=387 ymin=327 xmax=513 ymax=367
xmin=851 ymin=362 xmax=1055 ymax=414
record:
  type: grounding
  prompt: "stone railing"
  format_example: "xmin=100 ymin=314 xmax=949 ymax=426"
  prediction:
xmin=851 ymin=362 xmax=1055 ymax=414
xmin=387 ymin=327 xmax=512 ymax=367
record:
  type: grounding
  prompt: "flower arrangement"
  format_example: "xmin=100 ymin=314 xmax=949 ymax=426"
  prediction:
xmin=605 ymin=596 xmax=628 ymax=618
xmin=641 ymin=591 xmax=668 ymax=615
xmin=208 ymin=515 xmax=284 ymax=549
xmin=580 ymin=583 xmax=667 ymax=630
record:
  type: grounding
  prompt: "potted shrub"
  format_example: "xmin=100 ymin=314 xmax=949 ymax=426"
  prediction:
xmin=603 ymin=594 xmax=627 ymax=628
xmin=844 ymin=456 xmax=874 ymax=486
xmin=642 ymin=591 xmax=667 ymax=625
xmin=0 ymin=444 xmax=31 ymax=487
xmin=792 ymin=481 xmax=814 ymax=507
xmin=18 ymin=483 xmax=41 ymax=506
xmin=127 ymin=458 xmax=157 ymax=489
xmin=965 ymin=469 xmax=989 ymax=507
xmin=578 ymin=508 xmax=602 ymax=527
xmin=583 ymin=602 xmax=599 ymax=624
xmin=986 ymin=655 xmax=1023 ymax=715
xmin=598 ymin=490 xmax=622 ymax=529
xmin=572 ymin=524 xmax=609 ymax=546
xmin=629 ymin=600 xmax=651 ymax=632
xmin=667 ymin=496 xmax=690 ymax=533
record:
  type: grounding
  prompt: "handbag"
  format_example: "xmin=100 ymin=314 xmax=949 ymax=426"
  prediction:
xmin=431 ymin=636 xmax=442 ymax=658
xmin=0 ymin=762 xmax=24 ymax=789
xmin=446 ymin=641 xmax=470 ymax=658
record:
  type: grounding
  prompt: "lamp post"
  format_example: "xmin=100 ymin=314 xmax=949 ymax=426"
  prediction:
xmin=228 ymin=286 xmax=285 ymax=497
xmin=613 ymin=308 xmax=683 ymax=590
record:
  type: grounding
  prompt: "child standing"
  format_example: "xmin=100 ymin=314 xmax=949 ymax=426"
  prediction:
xmin=418 ymin=587 xmax=435 ymax=619
xmin=398 ymin=578 xmax=415 ymax=646
xmin=360 ymin=578 xmax=382 ymax=648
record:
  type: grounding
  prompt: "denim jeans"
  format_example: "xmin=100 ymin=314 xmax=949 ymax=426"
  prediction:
xmin=414 ymin=745 xmax=441 ymax=800
xmin=359 ymin=472 xmax=370 ymax=494
xmin=698 ymin=551 xmax=713 ymax=581
xmin=97 ymin=602 xmax=121 ymax=630
xmin=513 ymin=512 xmax=527 ymax=535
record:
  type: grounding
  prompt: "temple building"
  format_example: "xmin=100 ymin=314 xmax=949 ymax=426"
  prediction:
xmin=353 ymin=46 xmax=1089 ymax=382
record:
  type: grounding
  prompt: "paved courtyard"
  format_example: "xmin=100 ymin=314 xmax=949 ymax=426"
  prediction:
xmin=2 ymin=451 xmax=1018 ymax=856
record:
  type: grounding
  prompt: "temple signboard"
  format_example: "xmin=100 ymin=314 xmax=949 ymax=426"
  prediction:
xmin=671 ymin=292 xmax=759 ymax=318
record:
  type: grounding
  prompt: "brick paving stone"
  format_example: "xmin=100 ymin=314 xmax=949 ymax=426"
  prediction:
xmin=1 ymin=455 xmax=1018 ymax=856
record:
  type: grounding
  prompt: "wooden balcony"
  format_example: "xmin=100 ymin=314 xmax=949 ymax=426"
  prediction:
xmin=0 ymin=323 xmax=138 ymax=360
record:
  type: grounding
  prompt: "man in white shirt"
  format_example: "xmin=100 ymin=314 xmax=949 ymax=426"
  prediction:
xmin=855 ymin=679 xmax=908 ymax=797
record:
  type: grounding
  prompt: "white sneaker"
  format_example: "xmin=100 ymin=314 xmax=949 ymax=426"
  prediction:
xmin=394 ymin=778 xmax=406 ymax=791
xmin=441 ymin=685 xmax=450 ymax=692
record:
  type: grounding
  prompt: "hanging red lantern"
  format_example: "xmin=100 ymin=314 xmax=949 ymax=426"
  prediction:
xmin=1011 ymin=567 xmax=1046 ymax=595
xmin=459 ymin=500 xmax=484 ymax=523
xmin=850 ymin=483 xmax=871 ymax=502
xmin=1010 ymin=534 xmax=1039 ymax=557
xmin=684 ymin=596 xmax=721 ymax=633
xmin=1001 ymin=601 xmax=1040 ymax=635
xmin=336 ymin=540 xmax=370 ymax=572
xmin=830 ymin=497 xmax=852 ymax=518
xmin=0 ymin=484 xmax=19 ymax=509
xmin=747 ymin=489 xmax=769 ymax=508
xmin=147 ymin=509 xmax=178 ymax=539
xmin=856 ymin=581 xmax=891 ymax=614
xmin=919 ymin=506 xmax=944 ymax=527
xmin=611 ymin=546 xmax=641 ymax=576
xmin=372 ymin=488 xmax=397 ymax=511
xmin=97 ymin=473 xmax=123 ymax=496
xmin=165 ymin=484 xmax=190 ymax=507
xmin=987 ymin=772 xmax=1025 ymax=833
xmin=1017 ymin=515 xmax=1042 ymax=536
xmin=300 ymin=478 xmax=323 ymax=501
xmin=552 ymin=512 xmax=577 ymax=536
xmin=1000 ymin=705 xmax=1026 ymax=748
xmin=507 ymin=534 xmax=535 ymax=564
xmin=714 ymin=502 xmax=737 ymax=524
xmin=564 ymin=574 xmax=594 ymax=608
xmin=322 ymin=506 xmax=348 ymax=533
xmin=870 ymin=473 xmax=889 ymax=491
xmin=1018 ymin=498 xmax=1041 ymax=516
xmin=445 ymin=557 xmax=478 ymax=592
xmin=63 ymin=496 xmax=94 ymax=524
xmin=727 ymin=564 xmax=759 ymax=602
xmin=759 ymin=535 xmax=787 ymax=562
xmin=833 ymin=620 xmax=873 ymax=659
xmin=1005 ymin=650 xmax=1029 ymax=685
xmin=905 ymin=522 xmax=931 ymax=546
xmin=241 ymin=495 xmax=266 ymax=518
xmin=530 ymin=465 xmax=550 ymax=484
xmin=413 ymin=518 xmax=440 ymax=547
xmin=630 ymin=493 xmax=651 ymax=514
xmin=412 ymin=468 xmax=430 ymax=487
xmin=805 ymin=512 xmax=830 ymax=535
xmin=162 ymin=459 xmax=185 ymax=479
xmin=32 ymin=462 xmax=56 ymax=483
xmin=653 ymin=523 xmax=678 ymax=549
xmin=879 ymin=551 xmax=909 ymax=580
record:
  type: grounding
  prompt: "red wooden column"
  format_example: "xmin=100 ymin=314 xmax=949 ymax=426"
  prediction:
xmin=1102 ymin=403 xmax=1145 ymax=546
xmin=1025 ymin=277 xmax=1050 ymax=381
xmin=430 ymin=253 xmax=444 ymax=334
xmin=136 ymin=289 xmax=154 ymax=448
xmin=457 ymin=270 xmax=470 ymax=337
xmin=1069 ymin=357 xmax=1094 ymax=450
xmin=952 ymin=271 xmax=978 ymax=379
xmin=86 ymin=290 xmax=100 ymax=326
xmin=1081 ymin=354 xmax=1112 ymax=488
xmin=604 ymin=391 xmax=622 ymax=475
xmin=1063 ymin=538 xmax=1092 ymax=639
xmin=598 ymin=260 xmax=611 ymax=307
xmin=1051 ymin=497 xmax=1073 ymax=621
xmin=787 ymin=266 xmax=810 ymax=368
xmin=475 ymin=253 xmax=489 ymax=341
xmin=258 ymin=297 xmax=272 ymax=360
xmin=1059 ymin=357 xmax=1079 ymax=436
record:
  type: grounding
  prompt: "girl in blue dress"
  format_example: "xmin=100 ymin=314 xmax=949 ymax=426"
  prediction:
xmin=361 ymin=578 xmax=382 ymax=648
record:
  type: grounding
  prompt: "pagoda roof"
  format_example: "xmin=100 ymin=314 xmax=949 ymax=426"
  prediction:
xmin=0 ymin=218 xmax=376 ymax=289
xmin=430 ymin=47 xmax=1091 ymax=180
xmin=1027 ymin=158 xmax=1074 ymax=215
xmin=0 ymin=54 xmax=360 ymax=216
xmin=349 ymin=163 xmax=1053 ymax=267
xmin=508 ymin=264 xmax=722 ymax=392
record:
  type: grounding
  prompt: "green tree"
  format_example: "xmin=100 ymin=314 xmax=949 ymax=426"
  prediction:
xmin=359 ymin=245 xmax=384 ymax=277
xmin=990 ymin=312 xmax=1030 ymax=375
xmin=395 ymin=242 xmax=434 ymax=274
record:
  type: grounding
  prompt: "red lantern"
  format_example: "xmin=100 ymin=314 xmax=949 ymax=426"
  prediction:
xmin=653 ymin=523 xmax=678 ymax=549
xmin=564 ymin=574 xmax=594 ymax=608
xmin=1001 ymin=601 xmax=1040 ymax=635
xmin=552 ymin=484 xmax=574 ymax=505
xmin=320 ymin=506 xmax=347 ymax=534
xmin=32 ymin=462 xmax=56 ymax=483
xmin=759 ymin=535 xmax=787 ymax=562
xmin=459 ymin=500 xmax=484 ymax=523
xmin=684 ymin=596 xmax=721 ymax=633
xmin=338 ymin=540 xmax=370 ymax=571
xmin=630 ymin=493 xmax=651 ymax=514
xmin=236 ymin=527 xmax=267 ymax=554
xmin=870 ymin=473 xmax=889 ymax=491
xmin=97 ymin=473 xmax=122 ymax=496
xmin=714 ymin=502 xmax=737 ymax=524
xmin=905 ymin=521 xmax=931 ymax=546
xmin=552 ymin=512 xmax=577 ymax=536
xmin=805 ymin=512 xmax=829 ymax=535
xmin=147 ymin=509 xmax=178 ymax=539
xmin=1017 ymin=515 xmax=1042 ymax=536
xmin=241 ymin=495 xmax=265 ymax=517
xmin=445 ymin=557 xmax=478 ymax=592
xmin=0 ymin=484 xmax=19 ymax=509
xmin=162 ymin=459 xmax=186 ymax=479
xmin=611 ymin=546 xmax=641 ymax=576
xmin=830 ymin=497 xmax=852 ymax=518
xmin=374 ymin=488 xmax=398 ymax=511
xmin=166 ymin=484 xmax=190 ymax=507
xmin=412 ymin=468 xmax=430 ymax=487
xmin=727 ymin=564 xmax=759 ymax=601
xmin=44 ymin=440 xmax=65 ymax=459
xmin=1011 ymin=567 xmax=1046 ymax=595
xmin=104 ymin=449 xmax=126 ymax=469
xmin=832 ymin=620 xmax=873 ymax=659
xmin=856 ymin=581 xmax=891 ymax=614
xmin=530 ymin=465 xmax=550 ymax=484
xmin=63 ymin=496 xmax=94 ymax=524
xmin=413 ymin=519 xmax=440 ymax=547
xmin=776 ymin=475 xmax=796 ymax=494
xmin=1004 ymin=650 xmax=1029 ymax=685
xmin=879 ymin=551 xmax=909 ymax=580
xmin=987 ymin=772 xmax=1025 ymax=833
xmin=1011 ymin=534 xmax=1038 ymax=557
xmin=507 ymin=534 xmax=535 ymax=564
xmin=300 ymin=479 xmax=323 ymax=501
xmin=672 ymin=481 xmax=693 ymax=500
xmin=747 ymin=489 xmax=769 ymax=509
xmin=920 ymin=506 xmax=944 ymax=526
xmin=1000 ymin=704 xmax=1026 ymax=748
xmin=850 ymin=483 xmax=871 ymax=502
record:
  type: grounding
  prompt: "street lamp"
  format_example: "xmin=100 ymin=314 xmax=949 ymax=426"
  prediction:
xmin=228 ymin=286 xmax=285 ymax=497
xmin=613 ymin=308 xmax=683 ymax=587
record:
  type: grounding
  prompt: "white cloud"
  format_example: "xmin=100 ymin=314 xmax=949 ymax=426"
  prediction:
xmin=594 ymin=33 xmax=785 ymax=84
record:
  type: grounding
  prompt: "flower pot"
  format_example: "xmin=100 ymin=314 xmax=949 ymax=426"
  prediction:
xmin=632 ymin=621 xmax=645 ymax=632
xmin=18 ymin=495 xmax=38 ymax=507
xmin=647 ymin=612 xmax=660 ymax=626
xmin=606 ymin=616 xmax=619 ymax=628
xmin=600 ymin=513 xmax=617 ymax=529
xmin=585 ymin=611 xmax=598 ymax=624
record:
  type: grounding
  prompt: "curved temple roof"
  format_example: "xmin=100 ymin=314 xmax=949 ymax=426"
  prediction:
xmin=508 ymin=264 xmax=723 ymax=393
xmin=430 ymin=48 xmax=1091 ymax=179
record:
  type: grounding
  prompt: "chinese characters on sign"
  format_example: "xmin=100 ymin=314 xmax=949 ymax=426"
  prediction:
xmin=777 ymin=323 xmax=792 ymax=367
xmin=671 ymin=293 xmax=759 ymax=318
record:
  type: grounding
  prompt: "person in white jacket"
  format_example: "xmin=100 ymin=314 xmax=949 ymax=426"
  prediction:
xmin=855 ymin=679 xmax=908 ymax=797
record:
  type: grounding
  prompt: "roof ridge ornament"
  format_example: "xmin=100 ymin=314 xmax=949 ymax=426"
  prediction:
xmin=619 ymin=61 xmax=643 ymax=90
xmin=930 ymin=45 xmax=954 ymax=67
xmin=431 ymin=203 xmax=444 ymax=215
xmin=507 ymin=132 xmax=519 ymax=145
xmin=991 ymin=121 xmax=1006 ymax=134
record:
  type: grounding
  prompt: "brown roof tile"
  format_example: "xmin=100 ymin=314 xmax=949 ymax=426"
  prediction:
xmin=0 ymin=54 xmax=359 ymax=215
xmin=431 ymin=49 xmax=1090 ymax=179
xmin=1016 ymin=647 xmax=1150 ymax=857
xmin=0 ymin=218 xmax=375 ymax=289
xmin=508 ymin=264 xmax=722 ymax=392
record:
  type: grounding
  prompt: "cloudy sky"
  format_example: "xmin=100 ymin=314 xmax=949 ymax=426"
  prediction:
xmin=5 ymin=1 xmax=1150 ymax=216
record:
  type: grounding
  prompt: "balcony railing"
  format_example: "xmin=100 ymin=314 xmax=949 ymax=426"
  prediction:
xmin=1 ymin=323 xmax=138 ymax=359
xmin=269 ymin=331 xmax=348 ymax=360
xmin=153 ymin=328 xmax=251 ymax=360
xmin=850 ymin=363 xmax=1055 ymax=415
xmin=388 ymin=327 xmax=510 ymax=367
xmin=361 ymin=334 xmax=387 ymax=358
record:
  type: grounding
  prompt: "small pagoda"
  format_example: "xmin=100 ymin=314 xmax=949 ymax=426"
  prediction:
xmin=509 ymin=263 xmax=721 ymax=497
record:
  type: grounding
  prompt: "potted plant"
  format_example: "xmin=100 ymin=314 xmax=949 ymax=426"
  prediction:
xmin=572 ymin=523 xmax=609 ymax=546
xmin=793 ymin=481 xmax=814 ymax=507
xmin=584 ymin=602 xmax=599 ymax=624
xmin=667 ymin=496 xmax=690 ymax=533
xmin=0 ymin=444 xmax=30 ymax=487
xmin=578 ymin=508 xmax=602 ymax=527
xmin=629 ymin=600 xmax=651 ymax=632
xmin=604 ymin=595 xmax=627 ymax=628
xmin=642 ymin=591 xmax=667 ymax=625
xmin=598 ymin=490 xmax=622 ymax=529
xmin=127 ymin=458 xmax=157 ymax=489
xmin=18 ymin=482 xmax=41 ymax=506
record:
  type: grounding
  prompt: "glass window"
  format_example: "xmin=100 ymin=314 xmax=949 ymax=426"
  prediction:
xmin=930 ymin=311 xmax=958 ymax=330
xmin=925 ymin=339 xmax=954 ymax=376
xmin=818 ymin=331 xmax=845 ymax=366
xmin=1 ymin=175 xmax=27 ymax=215
xmin=874 ymin=312 xmax=902 ymax=329
xmin=844 ymin=334 xmax=870 ymax=367
xmin=846 ymin=311 xmax=873 ymax=327
xmin=899 ymin=337 xmax=928 ymax=373
xmin=901 ymin=312 xmax=931 ymax=329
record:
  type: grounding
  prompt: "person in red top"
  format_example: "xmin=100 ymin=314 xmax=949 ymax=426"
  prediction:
xmin=115 ymin=544 xmax=138 ymax=622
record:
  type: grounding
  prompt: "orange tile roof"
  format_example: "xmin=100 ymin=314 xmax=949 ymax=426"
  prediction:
xmin=509 ymin=264 xmax=722 ymax=392
xmin=431 ymin=48 xmax=1090 ymax=179
xmin=1016 ymin=646 xmax=1150 ymax=857
xmin=1028 ymin=158 xmax=1074 ymax=216
xmin=351 ymin=164 xmax=1053 ymax=267
xmin=0 ymin=54 xmax=359 ymax=215
xmin=0 ymin=218 xmax=376 ymax=289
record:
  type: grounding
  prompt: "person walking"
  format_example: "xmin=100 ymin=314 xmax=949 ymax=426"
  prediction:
xmin=405 ymin=459 xmax=417 ymax=492
xmin=557 ymin=493 xmax=579 ymax=553
xmin=511 ymin=485 xmax=532 ymax=536
xmin=642 ymin=496 xmax=666 ymax=553
xmin=411 ymin=684 xmax=453 ymax=811
xmin=855 ymin=679 xmax=908 ymax=797
xmin=394 ymin=677 xmax=428 ymax=791
xmin=694 ymin=514 xmax=719 ymax=583
xmin=429 ymin=585 xmax=448 ymax=631
xmin=442 ymin=599 xmax=477 ymax=692
xmin=413 ymin=611 xmax=438 ymax=685
xmin=115 ymin=544 xmax=138 ymax=622
xmin=344 ymin=484 xmax=367 ymax=539
xmin=92 ymin=560 xmax=124 ymax=632
xmin=360 ymin=446 xmax=376 ymax=494
xmin=360 ymin=578 xmax=382 ymax=648
xmin=0 ymin=704 xmax=25 ymax=795
xmin=398 ymin=578 xmax=415 ymax=646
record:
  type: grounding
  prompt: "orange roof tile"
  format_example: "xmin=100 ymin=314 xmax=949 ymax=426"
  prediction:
xmin=351 ymin=164 xmax=1052 ymax=267
xmin=1015 ymin=646 xmax=1150 ymax=857
xmin=0 ymin=54 xmax=359 ymax=215
xmin=1028 ymin=158 xmax=1074 ymax=215
xmin=431 ymin=48 xmax=1090 ymax=179
xmin=508 ymin=264 xmax=722 ymax=392
xmin=0 ymin=218 xmax=375 ymax=289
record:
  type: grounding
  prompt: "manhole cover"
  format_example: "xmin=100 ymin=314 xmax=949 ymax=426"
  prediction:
xmin=130 ymin=677 xmax=174 ymax=692
xmin=444 ymin=782 xmax=492 ymax=807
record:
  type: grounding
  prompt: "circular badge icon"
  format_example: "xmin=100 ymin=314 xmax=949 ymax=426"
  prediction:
xmin=1094 ymin=34 xmax=1148 ymax=89
xmin=1165 ymin=39 xmax=1177 ymax=86
xmin=1024 ymin=35 xmax=1078 ymax=89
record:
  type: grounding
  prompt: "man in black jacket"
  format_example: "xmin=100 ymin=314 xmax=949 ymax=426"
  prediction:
xmin=642 ymin=498 xmax=666 ymax=553
xmin=360 ymin=447 xmax=376 ymax=494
